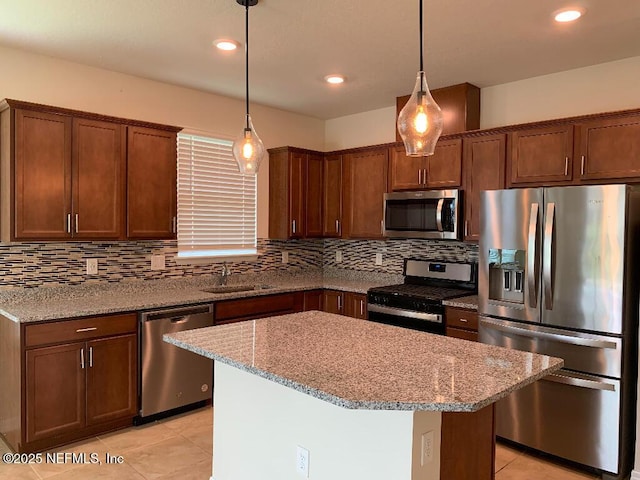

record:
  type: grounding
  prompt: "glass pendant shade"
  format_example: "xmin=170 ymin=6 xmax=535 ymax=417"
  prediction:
xmin=397 ymin=71 xmax=444 ymax=156
xmin=232 ymin=114 xmax=265 ymax=174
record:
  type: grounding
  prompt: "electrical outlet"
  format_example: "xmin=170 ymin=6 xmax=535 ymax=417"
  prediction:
xmin=336 ymin=250 xmax=343 ymax=263
xmin=86 ymin=259 xmax=98 ymax=275
xmin=282 ymin=251 xmax=289 ymax=264
xmin=151 ymin=254 xmax=165 ymax=270
xmin=375 ymin=253 xmax=383 ymax=266
xmin=296 ymin=445 xmax=309 ymax=478
xmin=421 ymin=430 xmax=434 ymax=466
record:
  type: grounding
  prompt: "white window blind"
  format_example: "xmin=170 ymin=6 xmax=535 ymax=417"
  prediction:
xmin=177 ymin=132 xmax=257 ymax=258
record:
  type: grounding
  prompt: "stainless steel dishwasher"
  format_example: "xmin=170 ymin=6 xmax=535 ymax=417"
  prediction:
xmin=139 ymin=304 xmax=214 ymax=419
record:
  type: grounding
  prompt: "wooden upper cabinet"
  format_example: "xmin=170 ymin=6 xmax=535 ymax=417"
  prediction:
xmin=127 ymin=126 xmax=177 ymax=239
xmin=463 ymin=134 xmax=506 ymax=242
xmin=508 ymin=124 xmax=573 ymax=186
xmin=268 ymin=147 xmax=320 ymax=239
xmin=343 ymin=147 xmax=388 ymax=239
xmin=322 ymin=154 xmax=343 ymax=237
xmin=304 ymin=153 xmax=323 ymax=237
xmin=72 ymin=118 xmax=125 ymax=239
xmin=1 ymin=100 xmax=179 ymax=242
xmin=428 ymin=138 xmax=463 ymax=188
xmin=12 ymin=109 xmax=72 ymax=240
xmin=389 ymin=139 xmax=462 ymax=191
xmin=576 ymin=114 xmax=640 ymax=181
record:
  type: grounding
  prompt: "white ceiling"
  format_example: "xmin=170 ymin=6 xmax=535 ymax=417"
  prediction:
xmin=1 ymin=0 xmax=639 ymax=120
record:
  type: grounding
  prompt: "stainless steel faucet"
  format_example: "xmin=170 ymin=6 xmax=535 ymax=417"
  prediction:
xmin=220 ymin=262 xmax=231 ymax=285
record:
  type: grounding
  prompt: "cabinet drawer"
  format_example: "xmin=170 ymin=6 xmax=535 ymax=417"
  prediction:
xmin=446 ymin=327 xmax=479 ymax=342
xmin=445 ymin=307 xmax=478 ymax=331
xmin=25 ymin=313 xmax=137 ymax=348
xmin=215 ymin=293 xmax=303 ymax=322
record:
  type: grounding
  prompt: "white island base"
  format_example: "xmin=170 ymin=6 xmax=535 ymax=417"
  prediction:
xmin=212 ymin=362 xmax=490 ymax=480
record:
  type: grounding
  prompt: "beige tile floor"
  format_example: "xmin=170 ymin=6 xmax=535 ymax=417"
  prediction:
xmin=0 ymin=406 xmax=600 ymax=479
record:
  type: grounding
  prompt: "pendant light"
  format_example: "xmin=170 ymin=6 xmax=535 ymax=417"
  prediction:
xmin=397 ymin=0 xmax=443 ymax=156
xmin=232 ymin=0 xmax=265 ymax=174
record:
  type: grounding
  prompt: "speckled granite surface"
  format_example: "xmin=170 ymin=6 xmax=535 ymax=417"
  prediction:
xmin=164 ymin=311 xmax=563 ymax=412
xmin=443 ymin=295 xmax=478 ymax=310
xmin=0 ymin=272 xmax=402 ymax=323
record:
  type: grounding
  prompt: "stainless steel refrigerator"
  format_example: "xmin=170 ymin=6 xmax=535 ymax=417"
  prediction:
xmin=478 ymin=184 xmax=640 ymax=480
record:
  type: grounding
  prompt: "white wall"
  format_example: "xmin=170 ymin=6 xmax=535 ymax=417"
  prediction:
xmin=324 ymin=55 xmax=640 ymax=150
xmin=0 ymin=45 xmax=326 ymax=239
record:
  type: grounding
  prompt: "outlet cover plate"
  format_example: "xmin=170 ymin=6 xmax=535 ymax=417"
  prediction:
xmin=282 ymin=251 xmax=289 ymax=264
xmin=336 ymin=250 xmax=343 ymax=263
xmin=86 ymin=259 xmax=98 ymax=275
xmin=151 ymin=254 xmax=165 ymax=270
xmin=296 ymin=445 xmax=309 ymax=478
xmin=375 ymin=253 xmax=383 ymax=266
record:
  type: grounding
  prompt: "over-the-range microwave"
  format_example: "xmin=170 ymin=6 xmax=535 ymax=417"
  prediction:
xmin=383 ymin=189 xmax=461 ymax=240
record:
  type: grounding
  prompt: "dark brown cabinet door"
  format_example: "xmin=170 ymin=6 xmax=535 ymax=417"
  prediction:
xmin=14 ymin=109 xmax=72 ymax=240
xmin=577 ymin=114 xmax=640 ymax=181
xmin=323 ymin=290 xmax=345 ymax=315
xmin=343 ymin=148 xmax=388 ymax=238
xmin=25 ymin=343 xmax=85 ymax=442
xmin=305 ymin=154 xmax=323 ymax=237
xmin=303 ymin=290 xmax=324 ymax=311
xmin=345 ymin=292 xmax=368 ymax=319
xmin=72 ymin=118 xmax=125 ymax=239
xmin=508 ymin=125 xmax=573 ymax=186
xmin=322 ymin=154 xmax=343 ymax=237
xmin=427 ymin=138 xmax=462 ymax=188
xmin=86 ymin=334 xmax=137 ymax=426
xmin=289 ymin=152 xmax=306 ymax=238
xmin=127 ymin=126 xmax=177 ymax=239
xmin=463 ymin=134 xmax=506 ymax=242
xmin=389 ymin=145 xmax=426 ymax=191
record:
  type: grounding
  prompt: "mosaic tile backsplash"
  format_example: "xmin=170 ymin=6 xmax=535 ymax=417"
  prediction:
xmin=0 ymin=238 xmax=477 ymax=289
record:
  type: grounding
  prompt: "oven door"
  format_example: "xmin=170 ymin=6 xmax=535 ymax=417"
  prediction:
xmin=367 ymin=304 xmax=445 ymax=334
xmin=383 ymin=190 xmax=460 ymax=239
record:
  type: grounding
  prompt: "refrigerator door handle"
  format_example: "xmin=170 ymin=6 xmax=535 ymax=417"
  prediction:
xmin=543 ymin=202 xmax=555 ymax=310
xmin=435 ymin=199 xmax=444 ymax=231
xmin=543 ymin=372 xmax=617 ymax=392
xmin=527 ymin=203 xmax=539 ymax=308
xmin=480 ymin=317 xmax=619 ymax=350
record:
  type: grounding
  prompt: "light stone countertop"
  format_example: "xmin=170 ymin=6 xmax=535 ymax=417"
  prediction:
xmin=442 ymin=295 xmax=479 ymax=310
xmin=0 ymin=272 xmax=402 ymax=323
xmin=164 ymin=311 xmax=563 ymax=412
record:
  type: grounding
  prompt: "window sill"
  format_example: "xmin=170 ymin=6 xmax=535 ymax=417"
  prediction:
xmin=174 ymin=253 xmax=260 ymax=265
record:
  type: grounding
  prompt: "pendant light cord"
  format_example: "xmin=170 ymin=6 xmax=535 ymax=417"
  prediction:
xmin=419 ymin=0 xmax=424 ymax=72
xmin=245 ymin=1 xmax=250 ymax=130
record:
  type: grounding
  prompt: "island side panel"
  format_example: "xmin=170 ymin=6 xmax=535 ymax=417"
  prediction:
xmin=213 ymin=362 xmax=443 ymax=480
xmin=0 ymin=314 xmax=22 ymax=450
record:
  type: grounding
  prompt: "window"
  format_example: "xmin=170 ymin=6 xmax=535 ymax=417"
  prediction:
xmin=177 ymin=132 xmax=257 ymax=259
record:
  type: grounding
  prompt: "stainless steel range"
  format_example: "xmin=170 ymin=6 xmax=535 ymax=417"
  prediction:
xmin=367 ymin=259 xmax=477 ymax=334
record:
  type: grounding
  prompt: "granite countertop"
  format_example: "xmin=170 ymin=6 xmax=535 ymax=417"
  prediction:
xmin=164 ymin=311 xmax=563 ymax=413
xmin=0 ymin=272 xmax=401 ymax=323
xmin=443 ymin=295 xmax=479 ymax=310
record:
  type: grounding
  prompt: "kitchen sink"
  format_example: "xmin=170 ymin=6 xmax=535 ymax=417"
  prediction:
xmin=200 ymin=285 xmax=273 ymax=294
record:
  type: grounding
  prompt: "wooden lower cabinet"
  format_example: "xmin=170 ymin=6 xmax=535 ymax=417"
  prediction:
xmin=445 ymin=306 xmax=479 ymax=342
xmin=214 ymin=292 xmax=304 ymax=325
xmin=20 ymin=313 xmax=138 ymax=452
xmin=303 ymin=290 xmax=324 ymax=311
xmin=323 ymin=290 xmax=367 ymax=319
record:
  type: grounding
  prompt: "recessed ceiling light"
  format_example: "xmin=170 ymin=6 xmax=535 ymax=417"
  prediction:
xmin=554 ymin=8 xmax=585 ymax=23
xmin=324 ymin=74 xmax=346 ymax=85
xmin=213 ymin=39 xmax=240 ymax=51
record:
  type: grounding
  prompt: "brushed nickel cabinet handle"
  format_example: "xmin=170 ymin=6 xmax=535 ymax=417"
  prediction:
xmin=381 ymin=220 xmax=384 ymax=235
xmin=581 ymin=155 xmax=585 ymax=176
xmin=459 ymin=318 xmax=468 ymax=323
xmin=76 ymin=327 xmax=98 ymax=333
xmin=335 ymin=219 xmax=339 ymax=233
xmin=75 ymin=214 xmax=79 ymax=234
xmin=418 ymin=169 xmax=422 ymax=185
xmin=89 ymin=346 xmax=93 ymax=368
xmin=292 ymin=220 xmax=296 ymax=234
xmin=172 ymin=216 xmax=177 ymax=234
xmin=80 ymin=348 xmax=85 ymax=369
xmin=464 ymin=221 xmax=468 ymax=237
xmin=423 ymin=168 xmax=427 ymax=185
xmin=360 ymin=300 xmax=364 ymax=316
xmin=564 ymin=157 xmax=569 ymax=176
xmin=66 ymin=214 xmax=72 ymax=234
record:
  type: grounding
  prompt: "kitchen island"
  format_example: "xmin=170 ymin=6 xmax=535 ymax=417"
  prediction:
xmin=165 ymin=311 xmax=563 ymax=480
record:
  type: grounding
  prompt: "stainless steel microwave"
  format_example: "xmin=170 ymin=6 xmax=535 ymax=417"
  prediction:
xmin=383 ymin=189 xmax=461 ymax=240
